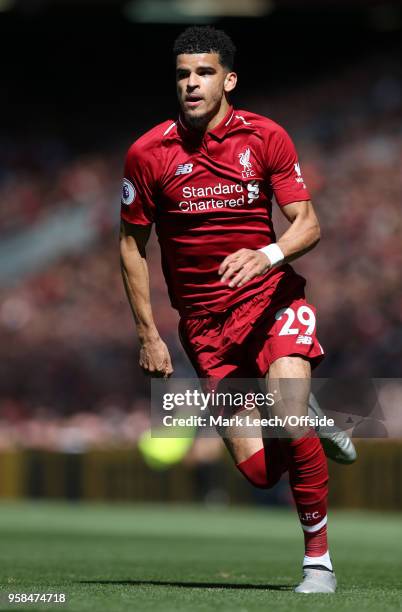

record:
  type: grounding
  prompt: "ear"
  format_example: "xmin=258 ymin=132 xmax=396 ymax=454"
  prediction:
xmin=224 ymin=71 xmax=237 ymax=93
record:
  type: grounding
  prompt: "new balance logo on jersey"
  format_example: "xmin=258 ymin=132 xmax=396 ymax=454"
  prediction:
xmin=238 ymin=148 xmax=255 ymax=178
xmin=175 ymin=163 xmax=193 ymax=176
xmin=294 ymin=162 xmax=306 ymax=188
xmin=247 ymin=180 xmax=260 ymax=204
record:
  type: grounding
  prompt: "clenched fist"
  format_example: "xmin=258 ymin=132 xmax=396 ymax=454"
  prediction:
xmin=139 ymin=336 xmax=174 ymax=378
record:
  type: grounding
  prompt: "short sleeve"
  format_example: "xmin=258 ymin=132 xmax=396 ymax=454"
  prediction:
xmin=265 ymin=126 xmax=311 ymax=206
xmin=120 ymin=142 xmax=158 ymax=225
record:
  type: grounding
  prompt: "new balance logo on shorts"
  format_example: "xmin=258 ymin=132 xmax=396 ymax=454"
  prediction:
xmin=175 ymin=163 xmax=193 ymax=176
xmin=296 ymin=335 xmax=313 ymax=345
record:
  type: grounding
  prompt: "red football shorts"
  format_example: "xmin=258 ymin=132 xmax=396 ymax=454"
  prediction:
xmin=178 ymin=271 xmax=324 ymax=382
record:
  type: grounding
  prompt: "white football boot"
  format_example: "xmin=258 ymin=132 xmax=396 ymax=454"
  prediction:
xmin=308 ymin=393 xmax=357 ymax=464
xmin=295 ymin=566 xmax=337 ymax=593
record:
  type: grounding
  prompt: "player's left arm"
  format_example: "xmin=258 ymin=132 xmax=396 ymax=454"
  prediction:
xmin=220 ymin=125 xmax=320 ymax=288
xmin=275 ymin=199 xmax=320 ymax=262
xmin=219 ymin=199 xmax=320 ymax=288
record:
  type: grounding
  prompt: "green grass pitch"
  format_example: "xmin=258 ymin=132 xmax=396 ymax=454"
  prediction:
xmin=0 ymin=502 xmax=401 ymax=611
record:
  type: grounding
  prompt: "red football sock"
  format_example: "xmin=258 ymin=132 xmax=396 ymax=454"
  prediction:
xmin=236 ymin=438 xmax=288 ymax=489
xmin=280 ymin=430 xmax=329 ymax=557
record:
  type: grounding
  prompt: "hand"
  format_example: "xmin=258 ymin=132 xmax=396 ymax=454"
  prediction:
xmin=139 ymin=336 xmax=174 ymax=378
xmin=218 ymin=248 xmax=271 ymax=288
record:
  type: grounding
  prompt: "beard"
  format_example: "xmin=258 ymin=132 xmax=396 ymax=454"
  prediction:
xmin=181 ymin=97 xmax=221 ymax=132
xmin=182 ymin=110 xmax=210 ymax=132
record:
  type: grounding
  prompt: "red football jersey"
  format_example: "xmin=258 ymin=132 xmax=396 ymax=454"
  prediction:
xmin=121 ymin=105 xmax=311 ymax=316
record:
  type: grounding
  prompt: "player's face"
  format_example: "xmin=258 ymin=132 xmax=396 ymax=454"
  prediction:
xmin=176 ymin=52 xmax=237 ymax=130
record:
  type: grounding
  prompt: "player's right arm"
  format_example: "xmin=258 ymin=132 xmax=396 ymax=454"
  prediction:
xmin=120 ymin=221 xmax=173 ymax=378
xmin=120 ymin=139 xmax=173 ymax=378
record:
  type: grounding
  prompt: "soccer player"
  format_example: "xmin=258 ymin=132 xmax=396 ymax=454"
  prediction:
xmin=120 ymin=26 xmax=355 ymax=593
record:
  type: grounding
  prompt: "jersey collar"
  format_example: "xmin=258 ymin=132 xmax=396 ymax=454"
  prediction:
xmin=207 ymin=105 xmax=235 ymax=140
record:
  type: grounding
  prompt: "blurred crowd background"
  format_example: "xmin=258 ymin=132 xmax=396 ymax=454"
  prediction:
xmin=0 ymin=0 xmax=401 ymax=503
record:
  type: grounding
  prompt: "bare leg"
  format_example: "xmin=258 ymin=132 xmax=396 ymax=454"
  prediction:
xmin=220 ymin=406 xmax=264 ymax=464
xmin=266 ymin=356 xmax=311 ymax=440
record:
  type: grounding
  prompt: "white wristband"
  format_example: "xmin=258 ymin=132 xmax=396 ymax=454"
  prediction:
xmin=258 ymin=243 xmax=285 ymax=268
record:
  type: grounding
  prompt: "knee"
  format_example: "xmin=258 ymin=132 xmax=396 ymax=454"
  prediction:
xmin=236 ymin=448 xmax=281 ymax=490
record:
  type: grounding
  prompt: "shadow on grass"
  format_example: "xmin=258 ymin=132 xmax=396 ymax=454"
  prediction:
xmin=79 ymin=579 xmax=293 ymax=591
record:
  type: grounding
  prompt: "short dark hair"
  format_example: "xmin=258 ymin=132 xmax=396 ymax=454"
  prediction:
xmin=173 ymin=26 xmax=236 ymax=70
